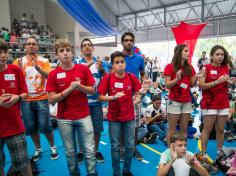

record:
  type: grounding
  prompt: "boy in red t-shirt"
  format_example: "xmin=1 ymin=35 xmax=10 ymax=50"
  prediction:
xmin=46 ymin=39 xmax=97 ymax=176
xmin=0 ymin=40 xmax=32 ymax=176
xmin=98 ymin=51 xmax=141 ymax=176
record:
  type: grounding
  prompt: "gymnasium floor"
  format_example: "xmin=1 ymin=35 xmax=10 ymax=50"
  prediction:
xmin=4 ymin=113 xmax=236 ymax=176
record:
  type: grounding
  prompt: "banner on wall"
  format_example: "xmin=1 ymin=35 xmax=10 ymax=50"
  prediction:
xmin=171 ymin=21 xmax=207 ymax=63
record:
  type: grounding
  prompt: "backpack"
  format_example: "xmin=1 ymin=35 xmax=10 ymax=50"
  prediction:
xmin=216 ymin=149 xmax=236 ymax=173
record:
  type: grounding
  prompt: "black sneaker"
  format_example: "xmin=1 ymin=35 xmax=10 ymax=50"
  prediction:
xmin=146 ymin=132 xmax=158 ymax=144
xmin=77 ymin=152 xmax=84 ymax=164
xmin=51 ymin=147 xmax=59 ymax=160
xmin=32 ymin=149 xmax=42 ymax=162
xmin=122 ymin=172 xmax=133 ymax=176
xmin=96 ymin=151 xmax=105 ymax=163
xmin=133 ymin=149 xmax=143 ymax=161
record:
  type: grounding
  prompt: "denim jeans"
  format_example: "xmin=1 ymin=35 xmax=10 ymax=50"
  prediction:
xmin=21 ymin=100 xmax=52 ymax=135
xmin=137 ymin=126 xmax=148 ymax=142
xmin=109 ymin=120 xmax=135 ymax=176
xmin=57 ymin=116 xmax=97 ymax=176
xmin=147 ymin=122 xmax=168 ymax=140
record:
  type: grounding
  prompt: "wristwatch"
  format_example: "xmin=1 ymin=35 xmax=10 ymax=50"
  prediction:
xmin=35 ymin=65 xmax=40 ymax=71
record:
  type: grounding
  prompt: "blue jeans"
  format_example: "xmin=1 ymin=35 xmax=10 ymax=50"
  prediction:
xmin=147 ymin=122 xmax=168 ymax=140
xmin=109 ymin=120 xmax=135 ymax=176
xmin=137 ymin=126 xmax=148 ymax=142
xmin=57 ymin=116 xmax=97 ymax=176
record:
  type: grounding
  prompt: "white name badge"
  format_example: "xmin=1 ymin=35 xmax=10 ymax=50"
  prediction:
xmin=57 ymin=72 xmax=66 ymax=79
xmin=180 ymin=83 xmax=188 ymax=89
xmin=210 ymin=70 xmax=217 ymax=75
xmin=114 ymin=82 xmax=123 ymax=88
xmin=4 ymin=74 xmax=15 ymax=81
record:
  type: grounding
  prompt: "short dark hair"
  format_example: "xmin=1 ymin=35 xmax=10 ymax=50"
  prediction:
xmin=170 ymin=131 xmax=187 ymax=143
xmin=121 ymin=31 xmax=135 ymax=43
xmin=202 ymin=51 xmax=206 ymax=54
xmin=151 ymin=94 xmax=161 ymax=102
xmin=25 ymin=36 xmax=38 ymax=44
xmin=81 ymin=38 xmax=93 ymax=49
xmin=110 ymin=51 xmax=125 ymax=64
xmin=0 ymin=39 xmax=9 ymax=51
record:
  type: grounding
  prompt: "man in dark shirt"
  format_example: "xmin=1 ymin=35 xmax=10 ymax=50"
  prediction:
xmin=197 ymin=51 xmax=208 ymax=71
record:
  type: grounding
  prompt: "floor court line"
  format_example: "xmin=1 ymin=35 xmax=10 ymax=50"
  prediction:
xmin=198 ymin=140 xmax=214 ymax=164
xmin=140 ymin=143 xmax=162 ymax=156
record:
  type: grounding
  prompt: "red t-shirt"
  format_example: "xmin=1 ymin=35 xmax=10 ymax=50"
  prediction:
xmin=98 ymin=73 xmax=142 ymax=122
xmin=201 ymin=64 xmax=229 ymax=109
xmin=164 ymin=63 xmax=196 ymax=103
xmin=46 ymin=64 xmax=95 ymax=120
xmin=0 ymin=65 xmax=27 ymax=137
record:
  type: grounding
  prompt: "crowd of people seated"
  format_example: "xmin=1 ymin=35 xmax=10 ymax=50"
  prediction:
xmin=0 ymin=13 xmax=59 ymax=61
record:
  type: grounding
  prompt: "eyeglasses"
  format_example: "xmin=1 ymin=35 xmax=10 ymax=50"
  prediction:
xmin=123 ymin=39 xmax=134 ymax=42
xmin=25 ymin=42 xmax=37 ymax=46
xmin=58 ymin=48 xmax=71 ymax=53
xmin=114 ymin=60 xmax=125 ymax=64
xmin=81 ymin=43 xmax=93 ymax=48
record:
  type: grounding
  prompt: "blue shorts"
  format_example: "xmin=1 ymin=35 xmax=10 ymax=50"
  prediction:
xmin=21 ymin=100 xmax=52 ymax=135
xmin=89 ymin=106 xmax=104 ymax=133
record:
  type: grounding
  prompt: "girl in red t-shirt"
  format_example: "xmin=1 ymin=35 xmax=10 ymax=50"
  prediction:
xmin=199 ymin=45 xmax=235 ymax=157
xmin=164 ymin=44 xmax=204 ymax=146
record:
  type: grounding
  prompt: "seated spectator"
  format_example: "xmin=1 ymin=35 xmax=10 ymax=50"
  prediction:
xmin=157 ymin=132 xmax=209 ymax=176
xmin=157 ymin=71 xmax=166 ymax=91
xmin=145 ymin=94 xmax=168 ymax=142
xmin=1 ymin=28 xmax=10 ymax=42
xmin=20 ymin=13 xmax=28 ymax=29
xmin=150 ymin=82 xmax=162 ymax=97
xmin=12 ymin=19 xmax=20 ymax=35
xmin=28 ymin=14 xmax=35 ymax=29
xmin=44 ymin=53 xmax=51 ymax=62
xmin=137 ymin=114 xmax=158 ymax=144
xmin=21 ymin=30 xmax=30 ymax=39
xmin=10 ymin=31 xmax=17 ymax=43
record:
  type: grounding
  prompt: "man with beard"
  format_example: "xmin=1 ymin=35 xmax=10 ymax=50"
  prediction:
xmin=121 ymin=32 xmax=145 ymax=161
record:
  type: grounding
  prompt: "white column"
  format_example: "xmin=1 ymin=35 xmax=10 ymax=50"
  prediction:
xmin=74 ymin=22 xmax=81 ymax=57
xmin=0 ymin=0 xmax=11 ymax=30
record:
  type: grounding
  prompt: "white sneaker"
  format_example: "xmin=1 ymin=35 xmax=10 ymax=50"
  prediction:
xmin=32 ymin=149 xmax=42 ymax=161
xmin=51 ymin=147 xmax=59 ymax=160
